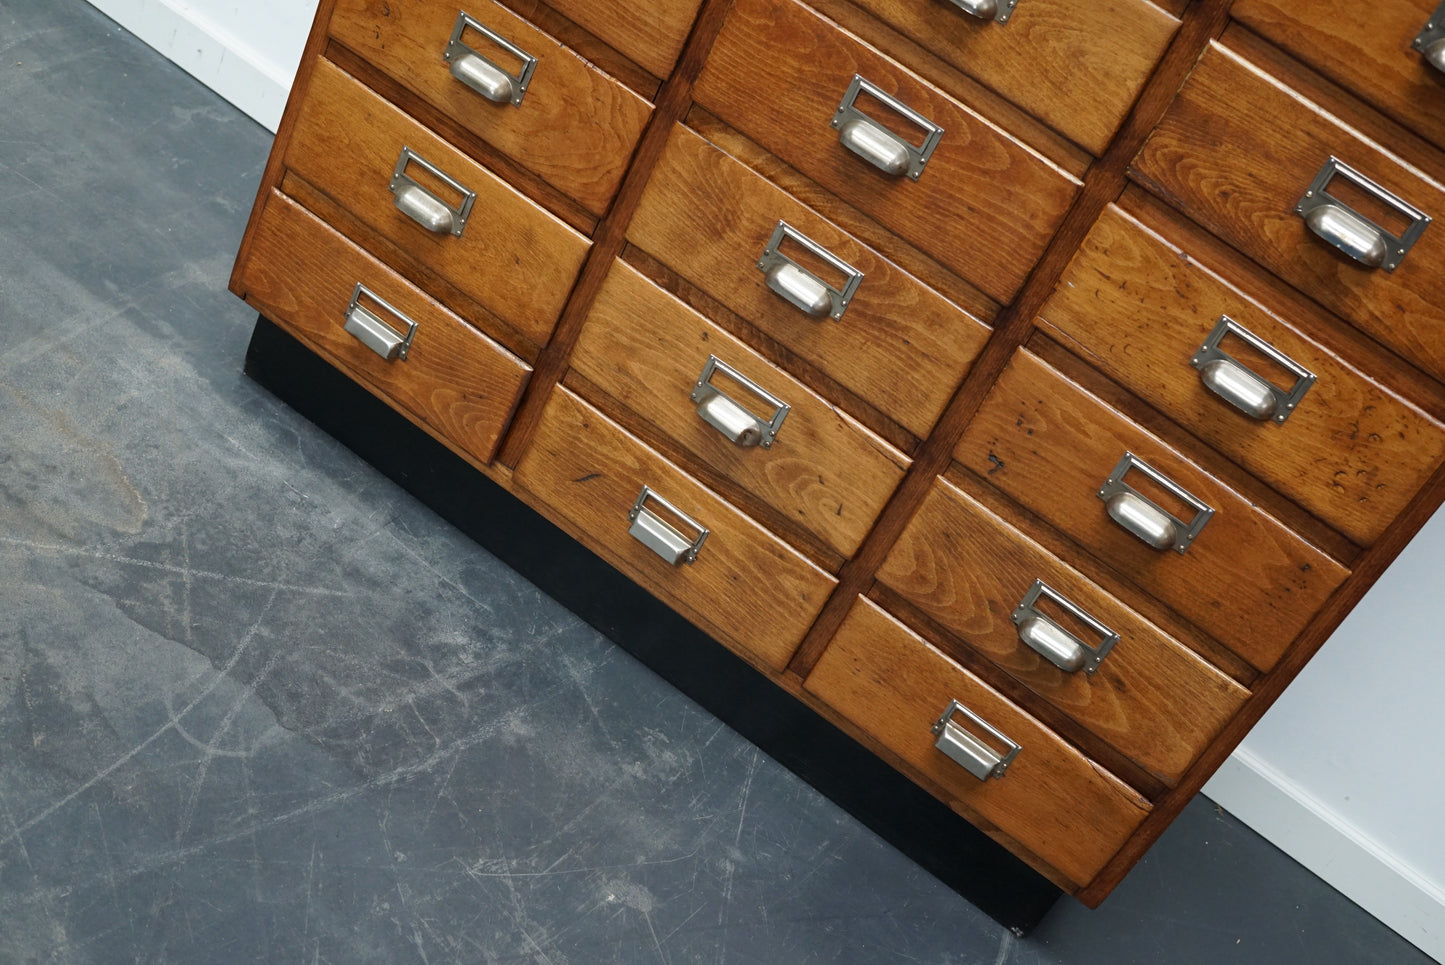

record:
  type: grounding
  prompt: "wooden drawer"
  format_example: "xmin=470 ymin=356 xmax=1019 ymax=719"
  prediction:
xmin=628 ymin=125 xmax=992 ymax=438
xmin=327 ymin=0 xmax=653 ymax=215
xmin=877 ymin=477 xmax=1248 ymax=785
xmin=513 ymin=387 xmax=837 ymax=671
xmin=1232 ymin=0 xmax=1445 ymax=156
xmin=805 ymin=597 xmax=1151 ymax=890
xmin=692 ymin=0 xmax=1081 ymax=304
xmin=955 ymin=350 xmax=1350 ymax=672
xmin=543 ymin=0 xmax=702 ymax=80
xmin=843 ymin=0 xmax=1179 ymax=155
xmin=1132 ymin=39 xmax=1445 ymax=383
xmin=570 ymin=261 xmax=910 ymax=560
xmin=283 ymin=58 xmax=590 ymax=348
xmin=238 ymin=191 xmax=530 ymax=465
xmin=1041 ymin=204 xmax=1445 ymax=546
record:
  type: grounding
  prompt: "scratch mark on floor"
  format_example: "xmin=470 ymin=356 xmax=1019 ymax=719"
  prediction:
xmin=0 ymin=588 xmax=278 ymax=848
xmin=0 ymin=534 xmax=351 ymax=597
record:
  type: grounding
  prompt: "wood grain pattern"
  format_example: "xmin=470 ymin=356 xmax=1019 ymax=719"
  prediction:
xmin=1233 ymin=0 xmax=1445 ymax=156
xmin=1042 ymin=204 xmax=1445 ymax=546
xmin=845 ymin=0 xmax=1180 ymax=155
xmin=628 ymin=124 xmax=993 ymax=438
xmin=570 ymin=260 xmax=910 ymax=559
xmin=328 ymin=0 xmax=652 ymax=215
xmin=955 ymin=349 xmax=1351 ymax=672
xmin=878 ymin=476 xmax=1248 ymax=784
xmin=239 ymin=191 xmax=530 ymax=464
xmin=804 ymin=597 xmax=1151 ymax=890
xmin=283 ymin=59 xmax=590 ymax=347
xmin=513 ymin=388 xmax=836 ymax=670
xmin=1131 ymin=39 xmax=1445 ymax=383
xmin=537 ymin=0 xmax=703 ymax=80
xmin=692 ymin=0 xmax=1082 ymax=304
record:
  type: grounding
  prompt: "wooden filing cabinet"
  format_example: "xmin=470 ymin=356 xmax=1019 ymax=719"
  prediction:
xmin=230 ymin=0 xmax=1445 ymax=913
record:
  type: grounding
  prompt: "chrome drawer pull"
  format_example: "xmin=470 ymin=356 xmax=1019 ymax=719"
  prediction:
xmin=343 ymin=284 xmax=418 ymax=361
xmin=829 ymin=75 xmax=943 ymax=181
xmin=1413 ymin=3 xmax=1445 ymax=73
xmin=389 ymin=146 xmax=476 ymax=237
xmin=690 ymin=355 xmax=791 ymax=449
xmin=1010 ymin=580 xmax=1119 ymax=675
xmin=757 ymin=221 xmax=864 ymax=320
xmin=945 ymin=0 xmax=1020 ymax=24
xmin=443 ymin=12 xmax=537 ymax=107
xmin=627 ymin=486 xmax=709 ymax=566
xmin=1293 ymin=157 xmax=1429 ymax=272
xmin=1097 ymin=452 xmax=1214 ymax=554
xmin=931 ymin=701 xmax=1020 ymax=782
xmin=1190 ymin=316 xmax=1317 ymax=424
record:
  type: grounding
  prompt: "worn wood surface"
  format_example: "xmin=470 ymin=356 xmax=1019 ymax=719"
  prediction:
xmin=628 ymin=124 xmax=993 ymax=438
xmin=692 ymin=0 xmax=1081 ymax=304
xmin=528 ymin=0 xmax=703 ymax=79
xmin=283 ymin=59 xmax=590 ymax=346
xmin=1041 ymin=204 xmax=1445 ymax=546
xmin=841 ymin=0 xmax=1180 ymax=155
xmin=239 ymin=191 xmax=530 ymax=465
xmin=1233 ymin=0 xmax=1445 ymax=156
xmin=569 ymin=261 xmax=910 ymax=559
xmin=956 ymin=350 xmax=1351 ymax=671
xmin=328 ymin=0 xmax=652 ymax=215
xmin=513 ymin=388 xmax=837 ymax=670
xmin=804 ymin=598 xmax=1152 ymax=891
xmin=878 ymin=476 xmax=1249 ymax=785
xmin=1132 ymin=38 xmax=1445 ymax=384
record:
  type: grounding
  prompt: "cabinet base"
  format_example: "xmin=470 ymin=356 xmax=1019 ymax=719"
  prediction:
xmin=243 ymin=315 xmax=1062 ymax=933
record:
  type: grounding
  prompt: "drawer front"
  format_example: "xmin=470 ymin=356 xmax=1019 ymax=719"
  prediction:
xmin=513 ymin=388 xmax=837 ymax=671
xmin=570 ymin=261 xmax=910 ymax=559
xmin=328 ymin=0 xmax=653 ymax=215
xmin=1132 ymin=41 xmax=1445 ymax=383
xmin=240 ymin=191 xmax=530 ymax=465
xmin=878 ymin=477 xmax=1248 ymax=784
xmin=544 ymin=0 xmax=701 ymax=79
xmin=846 ymin=0 xmax=1179 ymax=155
xmin=955 ymin=350 xmax=1350 ymax=672
xmin=805 ymin=598 xmax=1151 ymax=889
xmin=1041 ymin=204 xmax=1445 ymax=546
xmin=1232 ymin=0 xmax=1445 ymax=155
xmin=692 ymin=0 xmax=1081 ymax=304
xmin=284 ymin=58 xmax=590 ymax=348
xmin=628 ymin=125 xmax=992 ymax=438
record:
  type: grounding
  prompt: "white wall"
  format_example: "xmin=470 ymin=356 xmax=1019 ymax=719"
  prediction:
xmin=1205 ymin=502 xmax=1445 ymax=961
xmin=85 ymin=1 xmax=1445 ymax=957
xmin=86 ymin=0 xmax=318 ymax=131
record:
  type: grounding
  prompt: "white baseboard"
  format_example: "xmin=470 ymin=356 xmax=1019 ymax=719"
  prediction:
xmin=1205 ymin=750 xmax=1445 ymax=963
xmin=84 ymin=0 xmax=293 ymax=131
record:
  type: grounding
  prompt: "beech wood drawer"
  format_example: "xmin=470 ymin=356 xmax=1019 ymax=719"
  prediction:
xmin=877 ymin=477 xmax=1248 ymax=785
xmin=238 ymin=191 xmax=530 ymax=465
xmin=1132 ymin=39 xmax=1445 ymax=383
xmin=1041 ymin=204 xmax=1445 ymax=547
xmin=513 ymin=388 xmax=837 ymax=671
xmin=570 ymin=261 xmax=910 ymax=560
xmin=327 ymin=0 xmax=652 ymax=215
xmin=805 ymin=597 xmax=1151 ymax=890
xmin=628 ymin=125 xmax=992 ymax=438
xmin=1232 ymin=0 xmax=1445 ymax=156
xmin=955 ymin=350 xmax=1350 ymax=672
xmin=544 ymin=0 xmax=702 ymax=80
xmin=283 ymin=58 xmax=590 ymax=348
xmin=843 ymin=0 xmax=1179 ymax=155
xmin=692 ymin=0 xmax=1081 ymax=304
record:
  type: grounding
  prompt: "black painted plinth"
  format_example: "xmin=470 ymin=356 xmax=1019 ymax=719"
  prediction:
xmin=243 ymin=315 xmax=1061 ymax=934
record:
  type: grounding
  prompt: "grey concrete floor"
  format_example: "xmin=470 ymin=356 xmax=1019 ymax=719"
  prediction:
xmin=0 ymin=1 xmax=1433 ymax=962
